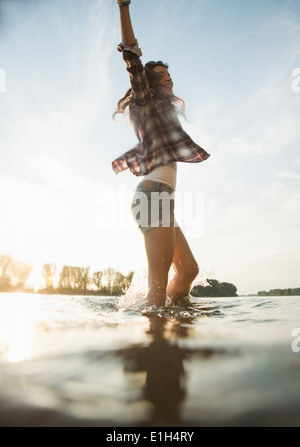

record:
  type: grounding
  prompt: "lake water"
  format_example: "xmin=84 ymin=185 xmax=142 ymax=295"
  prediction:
xmin=0 ymin=290 xmax=300 ymax=427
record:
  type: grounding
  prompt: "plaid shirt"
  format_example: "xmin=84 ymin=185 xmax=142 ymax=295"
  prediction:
xmin=112 ymin=43 xmax=210 ymax=177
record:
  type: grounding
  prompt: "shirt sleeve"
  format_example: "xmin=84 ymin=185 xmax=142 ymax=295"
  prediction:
xmin=117 ymin=41 xmax=151 ymax=106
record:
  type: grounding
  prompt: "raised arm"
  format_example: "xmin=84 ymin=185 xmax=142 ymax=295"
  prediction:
xmin=116 ymin=0 xmax=136 ymax=47
xmin=114 ymin=0 xmax=151 ymax=107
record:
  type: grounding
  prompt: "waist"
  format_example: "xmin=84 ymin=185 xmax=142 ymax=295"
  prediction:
xmin=134 ymin=180 xmax=175 ymax=195
xmin=142 ymin=162 xmax=177 ymax=190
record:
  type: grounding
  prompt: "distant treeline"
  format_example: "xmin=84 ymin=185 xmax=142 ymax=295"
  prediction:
xmin=257 ymin=288 xmax=300 ymax=296
xmin=0 ymin=254 xmax=133 ymax=296
xmin=191 ymin=279 xmax=237 ymax=297
xmin=2 ymin=253 xmax=297 ymax=299
xmin=55 ymin=265 xmax=134 ymax=296
xmin=0 ymin=254 xmax=237 ymax=298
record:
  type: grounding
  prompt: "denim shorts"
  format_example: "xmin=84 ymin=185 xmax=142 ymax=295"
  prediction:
xmin=131 ymin=180 xmax=175 ymax=233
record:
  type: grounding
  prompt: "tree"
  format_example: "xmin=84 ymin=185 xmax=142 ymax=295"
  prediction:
xmin=91 ymin=269 xmax=134 ymax=295
xmin=102 ymin=268 xmax=116 ymax=295
xmin=59 ymin=265 xmax=72 ymax=289
xmin=76 ymin=267 xmax=90 ymax=292
xmin=191 ymin=279 xmax=237 ymax=297
xmin=0 ymin=254 xmax=32 ymax=288
xmin=0 ymin=254 xmax=12 ymax=283
xmin=58 ymin=265 xmax=90 ymax=292
xmin=257 ymin=288 xmax=300 ymax=296
xmin=111 ymin=271 xmax=134 ymax=296
xmin=42 ymin=263 xmax=57 ymax=289
xmin=92 ymin=271 xmax=103 ymax=291
xmin=219 ymin=281 xmax=237 ymax=297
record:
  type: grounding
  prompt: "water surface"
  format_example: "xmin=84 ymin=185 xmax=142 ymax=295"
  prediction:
xmin=0 ymin=293 xmax=299 ymax=427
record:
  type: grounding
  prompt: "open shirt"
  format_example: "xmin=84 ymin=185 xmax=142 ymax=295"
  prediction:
xmin=112 ymin=42 xmax=210 ymax=177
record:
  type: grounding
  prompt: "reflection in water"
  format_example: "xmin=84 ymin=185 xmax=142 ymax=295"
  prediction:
xmin=0 ymin=294 xmax=39 ymax=363
xmin=119 ymin=316 xmax=191 ymax=426
xmin=1 ymin=294 xmax=299 ymax=427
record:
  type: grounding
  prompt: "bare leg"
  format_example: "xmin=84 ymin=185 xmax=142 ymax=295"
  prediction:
xmin=166 ymin=226 xmax=199 ymax=304
xmin=143 ymin=225 xmax=175 ymax=306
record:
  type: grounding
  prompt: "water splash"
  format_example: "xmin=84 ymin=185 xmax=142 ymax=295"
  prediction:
xmin=118 ymin=268 xmax=148 ymax=311
xmin=117 ymin=268 xmax=205 ymax=319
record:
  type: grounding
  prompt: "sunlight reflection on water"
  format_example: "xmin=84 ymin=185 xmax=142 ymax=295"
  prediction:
xmin=0 ymin=293 xmax=300 ymax=427
xmin=0 ymin=293 xmax=152 ymax=363
xmin=0 ymin=294 xmax=40 ymax=362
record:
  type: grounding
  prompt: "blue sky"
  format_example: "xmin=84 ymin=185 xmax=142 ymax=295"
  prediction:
xmin=0 ymin=0 xmax=300 ymax=294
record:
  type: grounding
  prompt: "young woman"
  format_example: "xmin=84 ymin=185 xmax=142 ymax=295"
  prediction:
xmin=112 ymin=0 xmax=210 ymax=307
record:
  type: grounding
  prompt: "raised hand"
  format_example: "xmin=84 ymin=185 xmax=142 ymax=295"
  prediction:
xmin=115 ymin=0 xmax=131 ymax=6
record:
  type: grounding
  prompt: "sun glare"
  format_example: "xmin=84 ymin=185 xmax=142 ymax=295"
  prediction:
xmin=26 ymin=266 xmax=46 ymax=292
xmin=0 ymin=294 xmax=40 ymax=363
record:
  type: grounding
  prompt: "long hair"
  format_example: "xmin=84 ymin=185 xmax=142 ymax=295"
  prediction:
xmin=113 ymin=60 xmax=185 ymax=119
